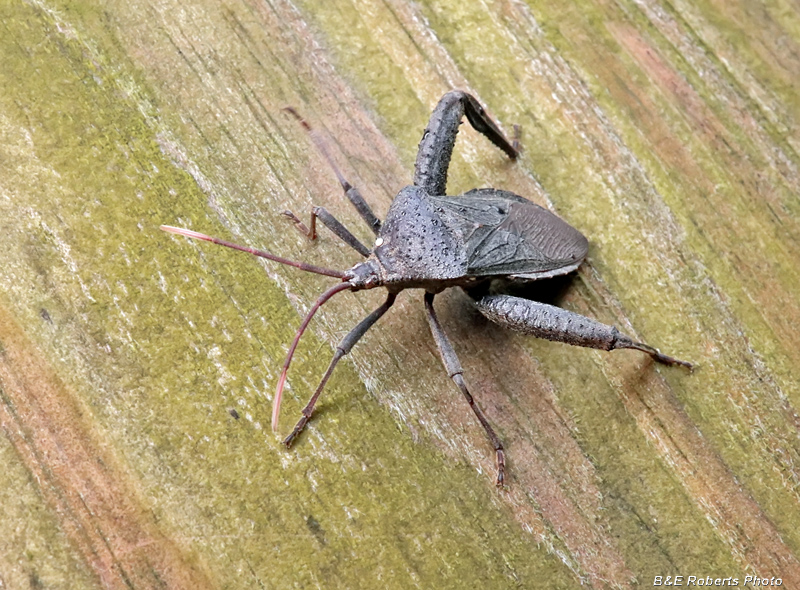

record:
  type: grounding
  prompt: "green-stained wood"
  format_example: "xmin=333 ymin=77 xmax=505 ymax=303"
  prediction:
xmin=0 ymin=0 xmax=798 ymax=588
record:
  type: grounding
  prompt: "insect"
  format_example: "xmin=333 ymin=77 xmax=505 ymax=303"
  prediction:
xmin=162 ymin=91 xmax=692 ymax=486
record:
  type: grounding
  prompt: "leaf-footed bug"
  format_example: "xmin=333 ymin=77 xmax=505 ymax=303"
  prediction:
xmin=162 ymin=90 xmax=692 ymax=486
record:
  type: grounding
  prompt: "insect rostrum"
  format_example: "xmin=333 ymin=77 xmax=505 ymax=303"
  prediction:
xmin=162 ymin=90 xmax=692 ymax=487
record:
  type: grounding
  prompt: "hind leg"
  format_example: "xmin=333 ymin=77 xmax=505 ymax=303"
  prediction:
xmin=474 ymin=294 xmax=693 ymax=369
xmin=414 ymin=91 xmax=518 ymax=196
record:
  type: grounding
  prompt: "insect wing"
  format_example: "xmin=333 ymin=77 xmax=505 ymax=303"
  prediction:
xmin=428 ymin=189 xmax=588 ymax=278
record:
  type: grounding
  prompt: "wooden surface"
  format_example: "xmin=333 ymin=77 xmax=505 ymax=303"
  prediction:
xmin=1 ymin=0 xmax=799 ymax=588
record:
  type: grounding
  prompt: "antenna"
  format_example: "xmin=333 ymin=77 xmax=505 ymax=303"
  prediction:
xmin=272 ymin=281 xmax=354 ymax=430
xmin=160 ymin=226 xmax=345 ymax=278
xmin=160 ymin=224 xmax=355 ymax=430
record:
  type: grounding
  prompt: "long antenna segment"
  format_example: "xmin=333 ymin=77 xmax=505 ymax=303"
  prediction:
xmin=160 ymin=226 xmax=346 ymax=279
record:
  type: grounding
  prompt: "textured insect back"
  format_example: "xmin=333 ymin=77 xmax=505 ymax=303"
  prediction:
xmin=428 ymin=189 xmax=589 ymax=279
xmin=373 ymin=186 xmax=468 ymax=285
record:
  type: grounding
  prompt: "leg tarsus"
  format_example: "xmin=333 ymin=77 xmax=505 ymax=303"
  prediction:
xmin=425 ymin=293 xmax=507 ymax=487
xmin=282 ymin=349 xmax=345 ymax=448
xmin=495 ymin=449 xmax=506 ymax=488
xmin=283 ymin=415 xmax=311 ymax=448
xmin=511 ymin=124 xmax=522 ymax=155
xmin=283 ymin=294 xmax=396 ymax=446
xmin=282 ymin=209 xmax=316 ymax=239
xmin=614 ymin=335 xmax=694 ymax=371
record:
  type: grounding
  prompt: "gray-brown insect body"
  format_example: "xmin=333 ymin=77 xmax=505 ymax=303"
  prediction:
xmin=163 ymin=90 xmax=692 ymax=487
xmin=346 ymin=185 xmax=589 ymax=293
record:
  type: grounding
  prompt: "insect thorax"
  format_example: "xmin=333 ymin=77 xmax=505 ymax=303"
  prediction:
xmin=370 ymin=186 xmax=469 ymax=287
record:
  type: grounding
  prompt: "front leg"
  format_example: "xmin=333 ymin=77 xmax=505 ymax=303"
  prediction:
xmin=283 ymin=293 xmax=396 ymax=447
xmin=282 ymin=206 xmax=370 ymax=257
xmin=474 ymin=294 xmax=693 ymax=369
xmin=414 ymin=91 xmax=518 ymax=197
xmin=284 ymin=107 xmax=382 ymax=235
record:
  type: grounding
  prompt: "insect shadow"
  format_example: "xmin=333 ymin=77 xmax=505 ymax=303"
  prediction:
xmin=162 ymin=91 xmax=692 ymax=486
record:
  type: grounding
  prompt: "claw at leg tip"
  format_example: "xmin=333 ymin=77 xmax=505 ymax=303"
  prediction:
xmin=661 ymin=353 xmax=695 ymax=372
xmin=495 ymin=450 xmax=506 ymax=488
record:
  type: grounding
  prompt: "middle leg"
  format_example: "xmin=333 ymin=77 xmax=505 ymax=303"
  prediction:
xmin=424 ymin=292 xmax=506 ymax=486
